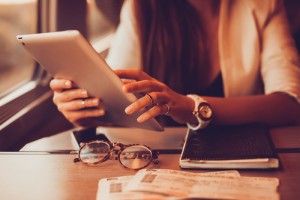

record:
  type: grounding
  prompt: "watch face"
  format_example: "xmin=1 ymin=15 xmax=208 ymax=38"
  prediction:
xmin=198 ymin=102 xmax=212 ymax=121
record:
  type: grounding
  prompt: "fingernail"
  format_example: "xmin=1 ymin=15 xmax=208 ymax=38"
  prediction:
xmin=137 ymin=116 xmax=144 ymax=123
xmin=98 ymin=109 xmax=105 ymax=115
xmin=92 ymin=99 xmax=99 ymax=105
xmin=81 ymin=90 xmax=88 ymax=97
xmin=125 ymin=106 xmax=133 ymax=114
xmin=64 ymin=81 xmax=71 ymax=88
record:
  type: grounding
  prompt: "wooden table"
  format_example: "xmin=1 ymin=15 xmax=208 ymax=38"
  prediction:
xmin=1 ymin=126 xmax=300 ymax=200
xmin=0 ymin=153 xmax=299 ymax=200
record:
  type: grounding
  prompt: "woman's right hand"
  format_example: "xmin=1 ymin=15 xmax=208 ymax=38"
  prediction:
xmin=50 ymin=78 xmax=105 ymax=127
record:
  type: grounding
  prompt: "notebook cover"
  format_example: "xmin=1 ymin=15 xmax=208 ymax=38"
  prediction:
xmin=181 ymin=124 xmax=278 ymax=161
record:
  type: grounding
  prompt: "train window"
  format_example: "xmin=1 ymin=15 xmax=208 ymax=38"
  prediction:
xmin=0 ymin=0 xmax=38 ymax=97
xmin=0 ymin=0 xmax=123 ymax=151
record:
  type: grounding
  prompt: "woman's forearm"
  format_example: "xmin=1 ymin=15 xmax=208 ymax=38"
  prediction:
xmin=205 ymin=93 xmax=300 ymax=127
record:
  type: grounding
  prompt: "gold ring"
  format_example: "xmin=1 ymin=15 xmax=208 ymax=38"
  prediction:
xmin=164 ymin=104 xmax=170 ymax=115
xmin=146 ymin=93 xmax=154 ymax=104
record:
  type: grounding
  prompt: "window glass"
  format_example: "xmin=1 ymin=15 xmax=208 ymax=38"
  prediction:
xmin=0 ymin=0 xmax=37 ymax=97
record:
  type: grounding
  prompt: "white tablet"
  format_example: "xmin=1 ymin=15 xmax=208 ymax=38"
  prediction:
xmin=17 ymin=30 xmax=163 ymax=131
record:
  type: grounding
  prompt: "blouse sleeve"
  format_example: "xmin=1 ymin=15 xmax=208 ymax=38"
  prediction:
xmin=105 ymin=0 xmax=141 ymax=70
xmin=260 ymin=0 xmax=300 ymax=103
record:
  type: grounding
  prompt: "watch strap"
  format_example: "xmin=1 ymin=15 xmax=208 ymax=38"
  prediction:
xmin=186 ymin=94 xmax=211 ymax=130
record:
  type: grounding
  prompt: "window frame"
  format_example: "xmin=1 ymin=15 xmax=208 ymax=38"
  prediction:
xmin=0 ymin=0 xmax=57 ymax=129
xmin=0 ymin=0 xmax=75 ymax=151
xmin=0 ymin=0 xmax=121 ymax=151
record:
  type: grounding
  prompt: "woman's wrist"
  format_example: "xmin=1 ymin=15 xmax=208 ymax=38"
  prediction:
xmin=185 ymin=96 xmax=199 ymax=125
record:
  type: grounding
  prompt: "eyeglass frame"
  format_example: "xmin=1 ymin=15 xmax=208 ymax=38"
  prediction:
xmin=73 ymin=140 xmax=159 ymax=170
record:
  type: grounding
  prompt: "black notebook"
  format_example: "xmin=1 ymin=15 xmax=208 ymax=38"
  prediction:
xmin=180 ymin=124 xmax=279 ymax=169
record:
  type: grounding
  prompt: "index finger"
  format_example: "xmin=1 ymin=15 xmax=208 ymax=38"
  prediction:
xmin=114 ymin=69 xmax=153 ymax=81
xmin=50 ymin=78 xmax=73 ymax=92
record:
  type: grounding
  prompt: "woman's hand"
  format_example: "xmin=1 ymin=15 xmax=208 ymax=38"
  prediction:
xmin=50 ymin=78 xmax=105 ymax=127
xmin=115 ymin=69 xmax=196 ymax=124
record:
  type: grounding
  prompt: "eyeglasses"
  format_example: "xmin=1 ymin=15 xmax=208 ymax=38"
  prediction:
xmin=73 ymin=140 xmax=159 ymax=170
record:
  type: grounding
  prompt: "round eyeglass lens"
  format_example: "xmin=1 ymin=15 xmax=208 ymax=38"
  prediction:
xmin=119 ymin=145 xmax=152 ymax=169
xmin=79 ymin=141 xmax=110 ymax=164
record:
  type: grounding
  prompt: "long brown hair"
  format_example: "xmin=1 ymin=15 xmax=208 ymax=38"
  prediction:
xmin=133 ymin=0 xmax=207 ymax=94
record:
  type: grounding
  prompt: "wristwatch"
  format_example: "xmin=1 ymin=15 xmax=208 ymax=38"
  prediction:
xmin=186 ymin=94 xmax=213 ymax=130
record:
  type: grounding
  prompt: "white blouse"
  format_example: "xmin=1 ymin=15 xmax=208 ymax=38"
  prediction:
xmin=106 ymin=0 xmax=300 ymax=103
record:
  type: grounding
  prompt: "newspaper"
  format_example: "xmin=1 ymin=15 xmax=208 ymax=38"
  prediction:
xmin=97 ymin=169 xmax=240 ymax=200
xmin=125 ymin=169 xmax=280 ymax=200
xmin=97 ymin=176 xmax=168 ymax=200
xmin=97 ymin=169 xmax=279 ymax=200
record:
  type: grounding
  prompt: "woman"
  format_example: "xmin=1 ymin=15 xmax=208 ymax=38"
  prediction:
xmin=50 ymin=0 xmax=300 ymax=129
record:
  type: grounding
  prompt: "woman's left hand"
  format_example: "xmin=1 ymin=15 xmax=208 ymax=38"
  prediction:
xmin=114 ymin=69 xmax=196 ymax=124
